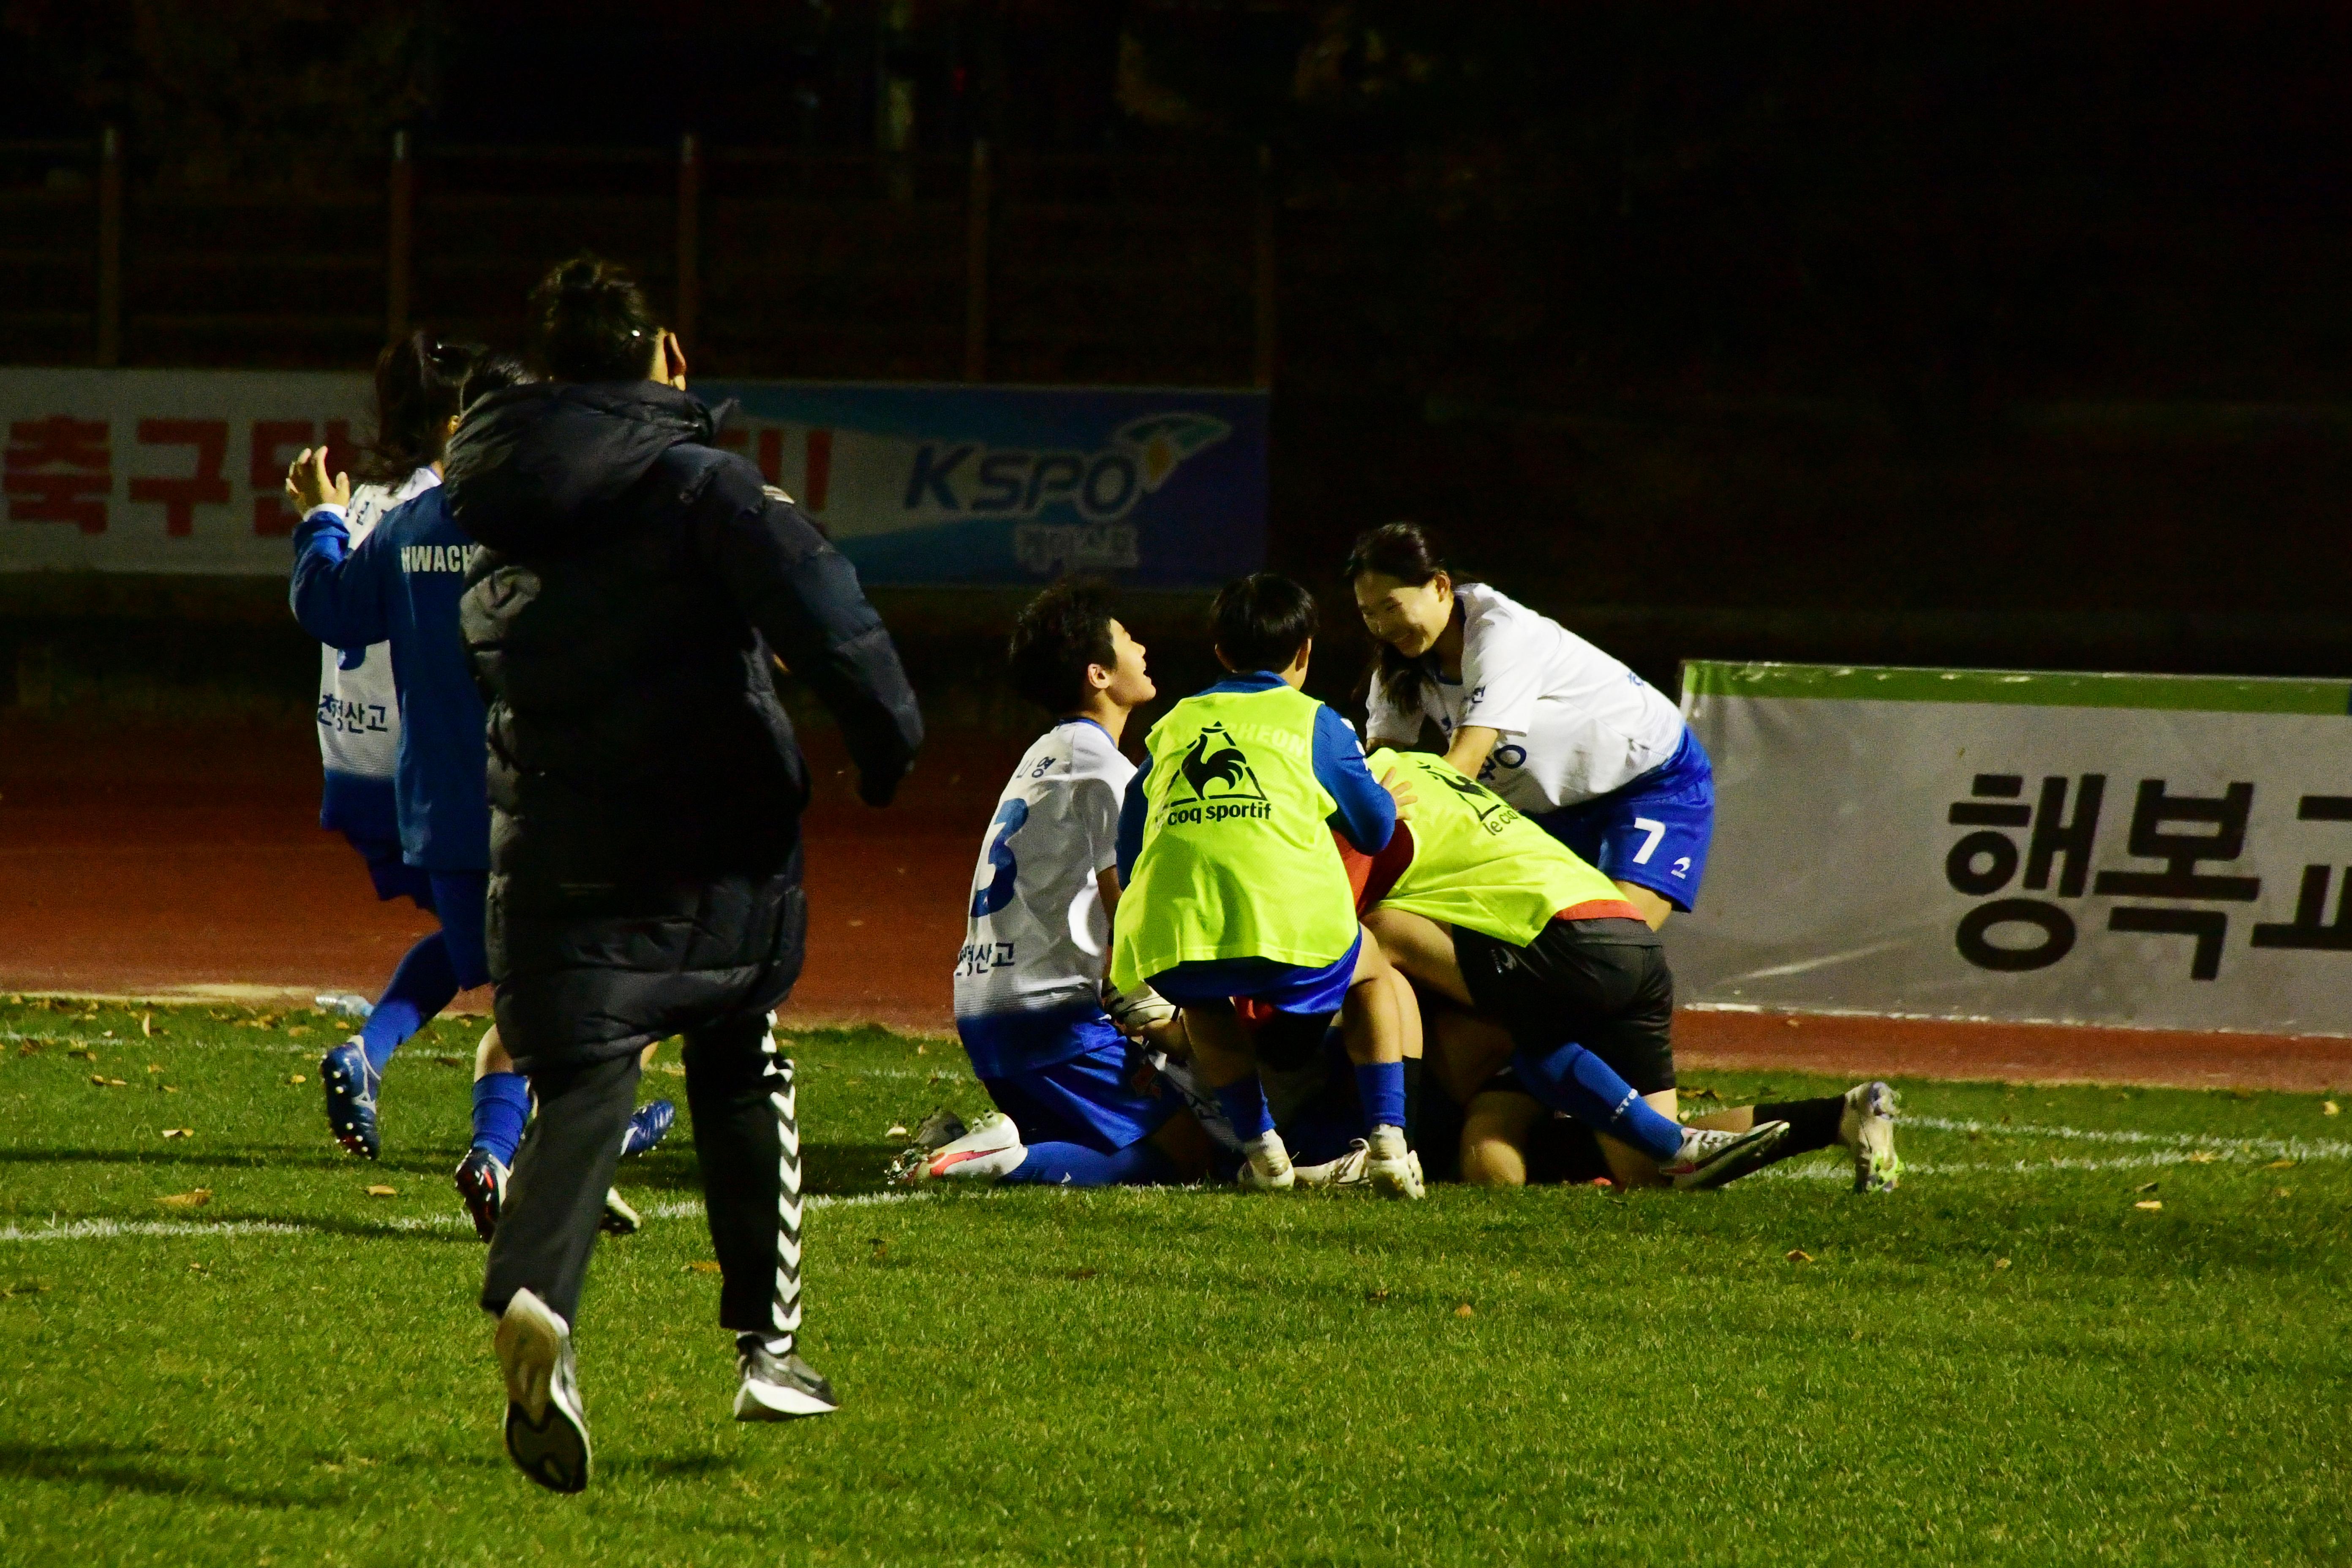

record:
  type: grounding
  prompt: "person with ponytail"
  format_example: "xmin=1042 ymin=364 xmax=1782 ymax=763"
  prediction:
xmin=288 ymin=343 xmax=676 ymax=1211
xmin=1344 ymin=521 xmax=1712 ymax=930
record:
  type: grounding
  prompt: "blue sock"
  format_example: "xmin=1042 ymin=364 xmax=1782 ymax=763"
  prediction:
xmin=1002 ymin=1139 xmax=1177 ymax=1187
xmin=1510 ymin=1041 xmax=1685 ymax=1163
xmin=1354 ymin=1060 xmax=1406 ymax=1131
xmin=470 ymin=1072 xmax=530 ymax=1165
xmin=1213 ymin=1078 xmax=1275 ymax=1141
xmin=360 ymin=931 xmax=459 ymax=1072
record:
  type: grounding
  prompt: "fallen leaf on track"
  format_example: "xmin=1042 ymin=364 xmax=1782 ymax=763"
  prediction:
xmin=287 ymin=1074 xmax=307 ymax=1086
xmin=1786 ymin=1249 xmax=1814 ymax=1263
xmin=1454 ymin=1302 xmax=1475 ymax=1318
xmin=686 ymin=1261 xmax=722 ymax=1274
xmin=885 ymin=1124 xmax=909 ymax=1139
xmin=2265 ymin=1158 xmax=2296 ymax=1170
xmin=1993 ymin=1258 xmax=2012 ymax=1271
xmin=2326 ymin=1101 xmax=2340 ymax=1116
xmin=2135 ymin=1180 xmax=2160 ymax=1193
xmin=364 ymin=1184 xmax=397 ymax=1198
xmin=161 ymin=1128 xmax=193 ymax=1139
xmin=2134 ymin=1200 xmax=2163 ymax=1211
xmin=2186 ymin=1150 xmax=2216 ymax=1163
xmin=158 ymin=1189 xmax=211 ymax=1209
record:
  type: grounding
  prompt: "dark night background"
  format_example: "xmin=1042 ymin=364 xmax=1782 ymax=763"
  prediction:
xmin=1 ymin=0 xmax=2348 ymax=711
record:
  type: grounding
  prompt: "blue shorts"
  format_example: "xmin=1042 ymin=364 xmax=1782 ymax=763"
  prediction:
xmin=973 ymin=1017 xmax=1179 ymax=1155
xmin=1533 ymin=729 xmax=1715 ymax=913
xmin=343 ymin=832 xmax=436 ymax=911
xmin=1148 ymin=931 xmax=1364 ymax=1017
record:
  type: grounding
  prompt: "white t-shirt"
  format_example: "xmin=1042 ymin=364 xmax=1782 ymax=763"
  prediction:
xmin=953 ymin=718 xmax=1133 ymax=1020
xmin=1365 ymin=582 xmax=1684 ymax=814
xmin=314 ymin=468 xmax=440 ymax=782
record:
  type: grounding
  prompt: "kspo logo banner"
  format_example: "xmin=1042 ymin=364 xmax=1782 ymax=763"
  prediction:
xmin=1665 ymin=661 xmax=2352 ymax=1038
xmin=701 ymin=380 xmax=1266 ymax=588
xmin=0 ymin=370 xmax=1266 ymax=588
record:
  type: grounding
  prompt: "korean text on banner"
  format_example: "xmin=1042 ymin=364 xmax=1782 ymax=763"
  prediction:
xmin=0 ymin=369 xmax=1267 ymax=588
xmin=1667 ymin=660 xmax=2352 ymax=1037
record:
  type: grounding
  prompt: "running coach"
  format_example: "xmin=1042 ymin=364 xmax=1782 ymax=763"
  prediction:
xmin=445 ymin=256 xmax=923 ymax=1492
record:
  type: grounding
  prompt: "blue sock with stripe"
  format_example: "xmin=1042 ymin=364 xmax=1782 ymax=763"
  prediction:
xmin=1212 ymin=1078 xmax=1275 ymax=1142
xmin=1002 ymin=1139 xmax=1177 ymax=1187
xmin=1354 ymin=1060 xmax=1406 ymax=1131
xmin=1509 ymin=1040 xmax=1684 ymax=1163
xmin=470 ymin=1072 xmax=530 ymax=1165
xmin=360 ymin=931 xmax=459 ymax=1072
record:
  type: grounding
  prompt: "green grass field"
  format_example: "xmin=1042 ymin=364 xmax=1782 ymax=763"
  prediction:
xmin=2 ymin=997 xmax=2347 ymax=1567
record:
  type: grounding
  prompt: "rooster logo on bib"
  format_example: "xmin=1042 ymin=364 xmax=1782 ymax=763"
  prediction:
xmin=1173 ymin=725 xmax=1267 ymax=804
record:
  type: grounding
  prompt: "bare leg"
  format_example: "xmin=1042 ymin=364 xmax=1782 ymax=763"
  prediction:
xmin=1425 ymin=1007 xmax=1513 ymax=1109
xmin=1459 ymin=1090 xmax=1544 ymax=1187
xmin=1337 ymin=929 xmax=1403 ymax=1069
xmin=474 ymin=1024 xmax=511 ymax=1081
xmin=1363 ymin=907 xmax=1475 ymax=1005
xmin=1613 ymin=880 xmax=1674 ymax=931
xmin=1178 ymin=998 xmax=1253 ymax=1090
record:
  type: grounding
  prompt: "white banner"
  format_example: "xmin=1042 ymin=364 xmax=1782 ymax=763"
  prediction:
xmin=1667 ymin=662 xmax=2352 ymax=1037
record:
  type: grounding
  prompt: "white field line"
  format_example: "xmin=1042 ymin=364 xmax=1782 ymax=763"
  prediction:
xmin=1906 ymin=1113 xmax=2352 ymax=1163
xmin=0 ymin=1190 xmax=933 ymax=1246
xmin=3 ymin=1031 xmax=972 ymax=1081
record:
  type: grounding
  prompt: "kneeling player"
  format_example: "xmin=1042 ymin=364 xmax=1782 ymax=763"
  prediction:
xmin=1110 ymin=574 xmax=1421 ymax=1198
xmin=905 ymin=580 xmax=1212 ymax=1187
xmin=1356 ymin=747 xmax=1811 ymax=1188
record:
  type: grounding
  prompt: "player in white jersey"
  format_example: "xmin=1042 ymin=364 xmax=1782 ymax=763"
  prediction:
xmin=896 ymin=580 xmax=1218 ymax=1186
xmin=1347 ymin=522 xmax=1714 ymax=931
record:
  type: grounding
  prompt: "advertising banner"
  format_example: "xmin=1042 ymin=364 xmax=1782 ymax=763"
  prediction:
xmin=0 ymin=369 xmax=1266 ymax=587
xmin=1668 ymin=661 xmax=2352 ymax=1037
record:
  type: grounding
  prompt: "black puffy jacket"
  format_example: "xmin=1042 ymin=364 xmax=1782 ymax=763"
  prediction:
xmin=447 ymin=381 xmax=923 ymax=903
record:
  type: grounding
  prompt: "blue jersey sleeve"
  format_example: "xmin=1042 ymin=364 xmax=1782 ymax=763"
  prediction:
xmin=1116 ymin=748 xmax=1152 ymax=887
xmin=289 ymin=505 xmax=392 ymax=652
xmin=1313 ymin=704 xmax=1396 ymax=853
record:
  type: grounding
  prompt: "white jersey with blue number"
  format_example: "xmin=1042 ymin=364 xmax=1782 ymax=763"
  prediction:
xmin=313 ymin=467 xmax=440 ymax=783
xmin=953 ymin=718 xmax=1134 ymax=1021
xmin=1365 ymin=582 xmax=1685 ymax=814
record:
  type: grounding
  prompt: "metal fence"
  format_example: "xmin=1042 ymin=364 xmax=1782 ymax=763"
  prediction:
xmin=0 ymin=133 xmax=1275 ymax=388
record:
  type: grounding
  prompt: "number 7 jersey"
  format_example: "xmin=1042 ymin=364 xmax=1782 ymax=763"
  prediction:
xmin=953 ymin=717 xmax=1136 ymax=1023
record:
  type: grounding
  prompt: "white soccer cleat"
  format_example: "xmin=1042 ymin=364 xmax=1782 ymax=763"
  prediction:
xmin=1293 ymin=1140 xmax=1372 ymax=1188
xmin=597 ymin=1188 xmax=641 ymax=1236
xmin=910 ymin=1112 xmax=1026 ymax=1182
xmin=1840 ymin=1081 xmax=1903 ymax=1193
xmin=495 ymin=1289 xmax=590 ymax=1494
xmin=1365 ymin=1124 xmax=1424 ymax=1200
xmin=733 ymin=1334 xmax=839 ymax=1421
xmin=1662 ymin=1120 xmax=1790 ymax=1190
xmin=1237 ymin=1131 xmax=1296 ymax=1190
xmin=884 ymin=1107 xmax=969 ymax=1183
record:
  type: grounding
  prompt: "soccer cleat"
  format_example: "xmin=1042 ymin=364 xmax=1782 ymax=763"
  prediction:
xmin=905 ymin=1112 xmax=1026 ymax=1183
xmin=454 ymin=1146 xmax=508 ymax=1242
xmin=598 ymin=1188 xmax=641 ymax=1236
xmin=320 ymin=1039 xmax=381 ymax=1160
xmin=1365 ymin=1125 xmax=1425 ymax=1200
xmin=620 ymin=1099 xmax=675 ymax=1159
xmin=496 ymin=1288 xmax=590 ymax=1493
xmin=733 ymin=1335 xmax=840 ymax=1421
xmin=1293 ymin=1138 xmax=1426 ymax=1195
xmin=883 ymin=1107 xmax=968 ymax=1183
xmin=1237 ymin=1132 xmax=1296 ymax=1191
xmin=1840 ymin=1081 xmax=1903 ymax=1194
xmin=1662 ymin=1120 xmax=1790 ymax=1190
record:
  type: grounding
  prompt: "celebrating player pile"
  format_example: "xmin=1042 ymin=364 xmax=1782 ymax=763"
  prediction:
xmin=908 ymin=564 xmax=1900 ymax=1198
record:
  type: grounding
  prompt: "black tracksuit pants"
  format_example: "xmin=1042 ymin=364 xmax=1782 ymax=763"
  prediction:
xmin=479 ymin=1015 xmax=805 ymax=1340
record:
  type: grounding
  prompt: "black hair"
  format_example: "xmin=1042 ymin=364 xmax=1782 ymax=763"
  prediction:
xmin=1340 ymin=520 xmax=1471 ymax=710
xmin=354 ymin=329 xmax=484 ymax=484
xmin=1211 ymin=572 xmax=1318 ymax=675
xmin=1008 ymin=577 xmax=1119 ymax=713
xmin=527 ymin=254 xmax=662 ymax=383
xmin=458 ymin=351 xmax=534 ymax=415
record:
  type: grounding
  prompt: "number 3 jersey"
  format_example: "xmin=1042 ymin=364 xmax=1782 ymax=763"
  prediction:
xmin=953 ymin=717 xmax=1135 ymax=1075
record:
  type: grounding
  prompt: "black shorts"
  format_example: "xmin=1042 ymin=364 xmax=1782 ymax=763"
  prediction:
xmin=1452 ymin=916 xmax=1677 ymax=1094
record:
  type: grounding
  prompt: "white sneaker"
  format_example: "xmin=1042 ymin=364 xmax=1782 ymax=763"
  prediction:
xmin=1238 ymin=1131 xmax=1295 ymax=1190
xmin=1661 ymin=1121 xmax=1789 ymax=1190
xmin=1365 ymin=1124 xmax=1424 ymax=1200
xmin=1840 ymin=1081 xmax=1902 ymax=1193
xmin=495 ymin=1289 xmax=590 ymax=1493
xmin=597 ymin=1188 xmax=641 ymax=1235
xmin=733 ymin=1334 xmax=840 ymax=1421
xmin=913 ymin=1112 xmax=1026 ymax=1182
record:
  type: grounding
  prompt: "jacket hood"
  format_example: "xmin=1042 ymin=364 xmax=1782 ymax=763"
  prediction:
xmin=444 ymin=382 xmax=722 ymax=553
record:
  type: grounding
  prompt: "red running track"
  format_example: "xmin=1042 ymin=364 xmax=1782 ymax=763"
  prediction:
xmin=3 ymin=716 xmax=2346 ymax=1091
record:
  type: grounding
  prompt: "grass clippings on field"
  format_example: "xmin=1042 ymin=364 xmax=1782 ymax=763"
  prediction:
xmin=0 ymin=998 xmax=2346 ymax=1566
